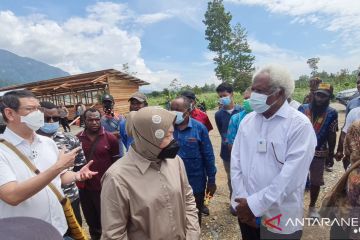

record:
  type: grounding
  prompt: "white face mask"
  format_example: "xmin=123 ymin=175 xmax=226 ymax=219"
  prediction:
xmin=20 ymin=110 xmax=45 ymax=131
xmin=249 ymin=91 xmax=278 ymax=114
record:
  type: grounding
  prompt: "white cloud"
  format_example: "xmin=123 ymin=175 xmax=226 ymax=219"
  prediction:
xmin=136 ymin=12 xmax=172 ymax=25
xmin=0 ymin=2 xmax=181 ymax=91
xmin=226 ymin=0 xmax=360 ymax=50
xmin=249 ymin=38 xmax=359 ymax=79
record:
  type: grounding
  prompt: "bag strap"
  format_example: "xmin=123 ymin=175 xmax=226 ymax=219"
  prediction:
xmin=87 ymin=134 xmax=101 ymax=162
xmin=0 ymin=138 xmax=65 ymax=203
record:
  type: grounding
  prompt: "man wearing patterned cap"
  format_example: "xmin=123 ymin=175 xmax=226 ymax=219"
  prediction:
xmin=303 ymin=77 xmax=322 ymax=104
xmin=101 ymin=107 xmax=200 ymax=240
xmin=119 ymin=92 xmax=148 ymax=151
xmin=299 ymin=83 xmax=338 ymax=219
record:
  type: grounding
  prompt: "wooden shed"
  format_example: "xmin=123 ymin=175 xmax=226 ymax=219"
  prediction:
xmin=0 ymin=69 xmax=149 ymax=119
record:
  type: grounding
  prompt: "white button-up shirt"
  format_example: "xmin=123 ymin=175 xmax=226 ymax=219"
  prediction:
xmin=231 ymin=101 xmax=316 ymax=234
xmin=343 ymin=106 xmax=360 ymax=133
xmin=0 ymin=128 xmax=67 ymax=236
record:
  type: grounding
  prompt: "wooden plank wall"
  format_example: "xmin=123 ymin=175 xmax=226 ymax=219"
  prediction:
xmin=108 ymin=76 xmax=140 ymax=115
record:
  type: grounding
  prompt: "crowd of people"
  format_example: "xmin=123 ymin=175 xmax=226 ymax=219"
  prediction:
xmin=0 ymin=64 xmax=360 ymax=240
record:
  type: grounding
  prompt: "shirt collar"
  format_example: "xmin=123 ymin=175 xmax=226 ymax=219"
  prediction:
xmin=263 ymin=101 xmax=290 ymax=121
xmin=128 ymin=146 xmax=152 ymax=174
xmin=2 ymin=127 xmax=42 ymax=146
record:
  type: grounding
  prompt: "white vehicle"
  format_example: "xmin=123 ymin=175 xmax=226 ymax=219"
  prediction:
xmin=335 ymin=88 xmax=360 ymax=106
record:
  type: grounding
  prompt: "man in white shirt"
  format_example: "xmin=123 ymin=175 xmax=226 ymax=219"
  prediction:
xmin=0 ymin=90 xmax=96 ymax=237
xmin=335 ymin=106 xmax=360 ymax=169
xmin=231 ymin=65 xmax=316 ymax=240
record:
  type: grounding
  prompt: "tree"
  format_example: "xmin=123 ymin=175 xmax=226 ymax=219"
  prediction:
xmin=203 ymin=0 xmax=232 ymax=82
xmin=306 ymin=57 xmax=320 ymax=77
xmin=169 ymin=78 xmax=182 ymax=93
xmin=229 ymin=23 xmax=255 ymax=91
xmin=204 ymin=0 xmax=255 ymax=91
xmin=122 ymin=63 xmax=137 ymax=76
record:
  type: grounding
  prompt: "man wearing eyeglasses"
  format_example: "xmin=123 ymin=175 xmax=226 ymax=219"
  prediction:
xmin=0 ymin=90 xmax=97 ymax=238
xmin=37 ymin=101 xmax=87 ymax=229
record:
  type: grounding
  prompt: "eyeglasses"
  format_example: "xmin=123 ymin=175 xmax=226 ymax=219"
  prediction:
xmin=45 ymin=116 xmax=60 ymax=122
xmin=18 ymin=106 xmax=44 ymax=113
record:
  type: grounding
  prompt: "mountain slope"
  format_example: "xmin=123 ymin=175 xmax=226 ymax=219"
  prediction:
xmin=0 ymin=49 xmax=69 ymax=87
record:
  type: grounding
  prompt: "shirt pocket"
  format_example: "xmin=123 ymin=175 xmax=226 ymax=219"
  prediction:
xmin=182 ymin=138 xmax=201 ymax=171
xmin=269 ymin=141 xmax=286 ymax=169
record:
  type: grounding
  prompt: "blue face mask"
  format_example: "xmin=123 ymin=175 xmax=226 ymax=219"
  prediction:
xmin=220 ymin=96 xmax=231 ymax=106
xmin=40 ymin=121 xmax=59 ymax=134
xmin=174 ymin=111 xmax=185 ymax=125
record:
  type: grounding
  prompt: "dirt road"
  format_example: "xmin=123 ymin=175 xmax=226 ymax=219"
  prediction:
xmin=201 ymin=103 xmax=347 ymax=240
xmin=72 ymin=103 xmax=347 ymax=239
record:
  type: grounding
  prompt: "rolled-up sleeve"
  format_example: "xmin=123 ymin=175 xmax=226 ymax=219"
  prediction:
xmin=247 ymin=120 xmax=316 ymax=217
xmin=101 ymin=173 xmax=129 ymax=240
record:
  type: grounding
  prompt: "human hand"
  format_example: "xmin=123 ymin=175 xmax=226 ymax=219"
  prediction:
xmin=206 ymin=183 xmax=217 ymax=197
xmin=75 ymin=160 xmax=98 ymax=181
xmin=235 ymin=198 xmax=255 ymax=222
xmin=335 ymin=151 xmax=343 ymax=161
xmin=56 ymin=147 xmax=81 ymax=171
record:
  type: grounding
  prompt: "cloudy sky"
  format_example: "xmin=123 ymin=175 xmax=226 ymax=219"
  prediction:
xmin=0 ymin=0 xmax=359 ymax=91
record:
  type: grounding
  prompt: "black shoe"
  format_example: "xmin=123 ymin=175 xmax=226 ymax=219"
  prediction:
xmin=202 ymin=205 xmax=210 ymax=216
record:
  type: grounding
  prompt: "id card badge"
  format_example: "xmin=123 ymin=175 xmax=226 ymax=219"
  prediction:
xmin=257 ymin=138 xmax=267 ymax=153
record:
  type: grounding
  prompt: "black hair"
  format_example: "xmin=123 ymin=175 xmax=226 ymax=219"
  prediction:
xmin=40 ymin=101 xmax=57 ymax=109
xmin=83 ymin=107 xmax=101 ymax=120
xmin=216 ymin=83 xmax=233 ymax=94
xmin=0 ymin=90 xmax=36 ymax=122
xmin=174 ymin=96 xmax=191 ymax=110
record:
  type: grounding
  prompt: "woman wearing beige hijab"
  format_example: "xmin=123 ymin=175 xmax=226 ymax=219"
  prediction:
xmin=100 ymin=107 xmax=200 ymax=240
xmin=321 ymin=121 xmax=360 ymax=239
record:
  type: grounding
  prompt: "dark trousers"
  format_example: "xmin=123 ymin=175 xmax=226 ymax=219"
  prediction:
xmin=330 ymin=221 xmax=350 ymax=240
xmin=238 ymin=220 xmax=302 ymax=240
xmin=193 ymin=192 xmax=205 ymax=226
xmin=60 ymin=117 xmax=71 ymax=132
xmin=326 ymin=156 xmax=334 ymax=167
xmin=79 ymin=189 xmax=101 ymax=240
xmin=79 ymin=115 xmax=85 ymax=127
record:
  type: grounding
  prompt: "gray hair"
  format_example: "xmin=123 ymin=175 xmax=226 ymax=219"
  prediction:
xmin=252 ymin=64 xmax=295 ymax=98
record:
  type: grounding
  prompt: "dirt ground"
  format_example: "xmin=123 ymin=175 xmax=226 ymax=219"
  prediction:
xmin=201 ymin=102 xmax=347 ymax=240
xmin=72 ymin=102 xmax=347 ymax=240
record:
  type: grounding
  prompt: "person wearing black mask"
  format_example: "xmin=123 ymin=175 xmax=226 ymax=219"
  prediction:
xmin=101 ymin=107 xmax=200 ymax=240
xmin=171 ymin=96 xmax=217 ymax=223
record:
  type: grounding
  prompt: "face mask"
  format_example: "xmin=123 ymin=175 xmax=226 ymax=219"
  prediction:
xmin=158 ymin=139 xmax=180 ymax=160
xmin=174 ymin=111 xmax=185 ymax=125
xmin=242 ymin=99 xmax=253 ymax=113
xmin=40 ymin=121 xmax=59 ymax=134
xmin=20 ymin=110 xmax=45 ymax=131
xmin=220 ymin=96 xmax=231 ymax=106
xmin=249 ymin=91 xmax=278 ymax=114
